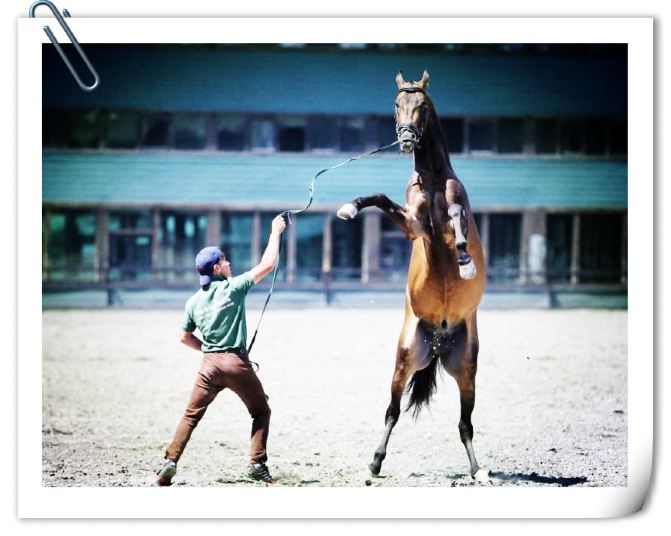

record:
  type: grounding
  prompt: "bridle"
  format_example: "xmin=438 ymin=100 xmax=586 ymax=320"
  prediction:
xmin=395 ymin=85 xmax=428 ymax=147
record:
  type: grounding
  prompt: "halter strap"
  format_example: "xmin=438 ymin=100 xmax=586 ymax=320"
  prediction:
xmin=395 ymin=86 xmax=428 ymax=143
xmin=397 ymin=85 xmax=427 ymax=94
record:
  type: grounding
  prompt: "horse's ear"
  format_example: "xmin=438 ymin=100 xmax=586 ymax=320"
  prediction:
xmin=418 ymin=70 xmax=430 ymax=89
xmin=396 ymin=71 xmax=405 ymax=88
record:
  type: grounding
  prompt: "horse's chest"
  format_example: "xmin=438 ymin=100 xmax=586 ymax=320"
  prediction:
xmin=407 ymin=244 xmax=476 ymax=323
xmin=409 ymin=192 xmax=450 ymax=236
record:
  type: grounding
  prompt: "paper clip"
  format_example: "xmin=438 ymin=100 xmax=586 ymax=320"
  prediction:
xmin=29 ymin=0 xmax=100 ymax=92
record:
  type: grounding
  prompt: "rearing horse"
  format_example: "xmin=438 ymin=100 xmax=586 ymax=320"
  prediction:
xmin=337 ymin=71 xmax=488 ymax=481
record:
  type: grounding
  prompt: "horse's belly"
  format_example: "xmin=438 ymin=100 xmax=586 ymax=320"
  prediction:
xmin=407 ymin=275 xmax=484 ymax=325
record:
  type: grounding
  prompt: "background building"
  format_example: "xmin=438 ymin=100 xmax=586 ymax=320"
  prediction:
xmin=41 ymin=44 xmax=627 ymax=307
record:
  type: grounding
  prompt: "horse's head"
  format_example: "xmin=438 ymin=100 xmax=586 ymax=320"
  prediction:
xmin=395 ymin=70 xmax=430 ymax=153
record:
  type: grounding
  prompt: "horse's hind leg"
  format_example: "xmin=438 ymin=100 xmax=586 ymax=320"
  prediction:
xmin=370 ymin=311 xmax=431 ymax=476
xmin=442 ymin=314 xmax=489 ymax=481
xmin=369 ymin=356 xmax=410 ymax=476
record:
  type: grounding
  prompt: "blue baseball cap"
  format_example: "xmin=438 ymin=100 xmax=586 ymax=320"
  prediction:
xmin=195 ymin=246 xmax=224 ymax=286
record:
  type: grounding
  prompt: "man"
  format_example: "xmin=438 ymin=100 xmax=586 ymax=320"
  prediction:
xmin=156 ymin=215 xmax=287 ymax=486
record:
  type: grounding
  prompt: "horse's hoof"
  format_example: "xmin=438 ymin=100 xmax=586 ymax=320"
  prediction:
xmin=459 ymin=259 xmax=477 ymax=280
xmin=369 ymin=452 xmax=384 ymax=476
xmin=337 ymin=203 xmax=358 ymax=220
xmin=472 ymin=468 xmax=490 ymax=482
xmin=369 ymin=462 xmax=381 ymax=476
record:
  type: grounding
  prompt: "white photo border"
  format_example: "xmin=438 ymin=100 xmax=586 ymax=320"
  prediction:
xmin=18 ymin=17 xmax=653 ymax=518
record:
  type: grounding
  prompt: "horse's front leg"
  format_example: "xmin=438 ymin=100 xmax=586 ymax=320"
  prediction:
xmin=337 ymin=193 xmax=414 ymax=237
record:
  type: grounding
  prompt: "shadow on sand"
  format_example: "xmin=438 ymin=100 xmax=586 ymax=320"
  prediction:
xmin=489 ymin=470 xmax=588 ymax=487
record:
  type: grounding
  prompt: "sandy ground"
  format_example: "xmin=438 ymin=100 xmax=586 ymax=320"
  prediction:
xmin=42 ymin=308 xmax=627 ymax=487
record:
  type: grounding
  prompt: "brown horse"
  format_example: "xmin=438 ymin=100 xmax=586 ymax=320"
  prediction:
xmin=337 ymin=71 xmax=488 ymax=481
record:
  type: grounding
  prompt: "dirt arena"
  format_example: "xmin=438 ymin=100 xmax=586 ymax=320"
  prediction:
xmin=42 ymin=308 xmax=627 ymax=487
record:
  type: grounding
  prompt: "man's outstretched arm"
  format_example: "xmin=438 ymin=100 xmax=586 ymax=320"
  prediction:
xmin=249 ymin=215 xmax=287 ymax=284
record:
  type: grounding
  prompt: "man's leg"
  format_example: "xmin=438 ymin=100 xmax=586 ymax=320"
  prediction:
xmin=165 ymin=370 xmax=220 ymax=463
xmin=223 ymin=356 xmax=271 ymax=464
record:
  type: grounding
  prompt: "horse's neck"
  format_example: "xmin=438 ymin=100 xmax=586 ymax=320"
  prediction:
xmin=413 ymin=112 xmax=456 ymax=188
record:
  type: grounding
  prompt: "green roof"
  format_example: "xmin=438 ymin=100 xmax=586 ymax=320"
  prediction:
xmin=42 ymin=153 xmax=627 ymax=210
xmin=43 ymin=46 xmax=627 ymax=117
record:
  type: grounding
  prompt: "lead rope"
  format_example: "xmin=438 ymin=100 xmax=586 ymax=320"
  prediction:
xmin=246 ymin=139 xmax=401 ymax=366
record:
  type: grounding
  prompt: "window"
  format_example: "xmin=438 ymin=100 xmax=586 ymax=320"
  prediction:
xmin=380 ymin=217 xmax=411 ymax=281
xmin=560 ymin=120 xmax=584 ymax=154
xmin=440 ymin=118 xmax=464 ymax=153
xmin=535 ymin=119 xmax=558 ymax=154
xmin=109 ymin=211 xmax=152 ymax=231
xmin=141 ymin=114 xmax=171 ymax=147
xmin=332 ymin=216 xmax=362 ymax=280
xmin=472 ymin=213 xmax=483 ymax=239
xmin=585 ymin=119 xmax=607 ymax=155
xmin=109 ymin=235 xmax=152 ymax=281
xmin=43 ymin=210 xmax=97 ymax=281
xmin=214 ymin=115 xmax=246 ymax=151
xmin=497 ymin=119 xmax=524 ymax=154
xmin=375 ymin=117 xmax=398 ymax=152
xmin=249 ymin=119 xmax=276 ymax=152
xmin=106 ymin=111 xmax=139 ymax=149
xmin=488 ymin=213 xmax=522 ymax=282
xmin=68 ymin=110 xmax=104 ymax=149
xmin=220 ymin=212 xmax=253 ymax=271
xmin=609 ymin=119 xmax=627 ymax=156
xmin=295 ymin=214 xmax=323 ymax=281
xmin=108 ymin=210 xmax=153 ymax=281
xmin=278 ymin=116 xmax=306 ymax=152
xmin=42 ymin=109 xmax=69 ymax=148
xmin=468 ymin=119 xmax=496 ymax=152
xmin=579 ymin=213 xmax=623 ymax=283
xmin=340 ymin=117 xmax=366 ymax=152
xmin=546 ymin=213 xmax=573 ymax=282
xmin=174 ymin=114 xmax=207 ymax=150
xmin=42 ymin=109 xmax=627 ymax=160
xmin=159 ymin=212 xmax=208 ymax=281
xmin=308 ymin=117 xmax=339 ymax=152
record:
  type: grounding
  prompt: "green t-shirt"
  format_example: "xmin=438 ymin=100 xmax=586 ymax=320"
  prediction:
xmin=181 ymin=272 xmax=255 ymax=353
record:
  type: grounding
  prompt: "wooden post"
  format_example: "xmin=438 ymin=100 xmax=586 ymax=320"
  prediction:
xmin=322 ymin=213 xmax=332 ymax=303
xmin=570 ymin=213 xmax=581 ymax=285
xmin=96 ymin=209 xmax=109 ymax=283
xmin=521 ymin=208 xmax=547 ymax=285
xmin=523 ymin=118 xmax=535 ymax=155
xmin=621 ymin=211 xmax=628 ymax=285
xmin=251 ymin=211 xmax=261 ymax=265
xmin=362 ymin=212 xmax=381 ymax=284
xmin=287 ymin=216 xmax=297 ymax=283
xmin=206 ymin=209 xmax=221 ymax=247
xmin=43 ymin=208 xmax=51 ymax=281
xmin=479 ymin=212 xmax=490 ymax=264
xmin=463 ymin=118 xmax=471 ymax=154
xmin=322 ymin=213 xmax=332 ymax=275
xmin=151 ymin=209 xmax=160 ymax=280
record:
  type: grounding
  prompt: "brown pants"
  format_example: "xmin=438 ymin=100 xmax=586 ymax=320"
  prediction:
xmin=165 ymin=351 xmax=270 ymax=464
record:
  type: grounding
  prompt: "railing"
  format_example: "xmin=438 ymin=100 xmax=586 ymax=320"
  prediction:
xmin=43 ymin=265 xmax=627 ymax=306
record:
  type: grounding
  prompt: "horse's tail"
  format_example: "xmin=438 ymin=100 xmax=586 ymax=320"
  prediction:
xmin=405 ymin=357 xmax=439 ymax=418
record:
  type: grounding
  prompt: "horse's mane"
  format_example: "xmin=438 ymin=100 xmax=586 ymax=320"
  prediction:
xmin=424 ymin=95 xmax=457 ymax=178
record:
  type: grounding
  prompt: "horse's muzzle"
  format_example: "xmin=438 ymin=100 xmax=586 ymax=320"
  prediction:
xmin=397 ymin=124 xmax=421 ymax=153
xmin=400 ymin=139 xmax=416 ymax=153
